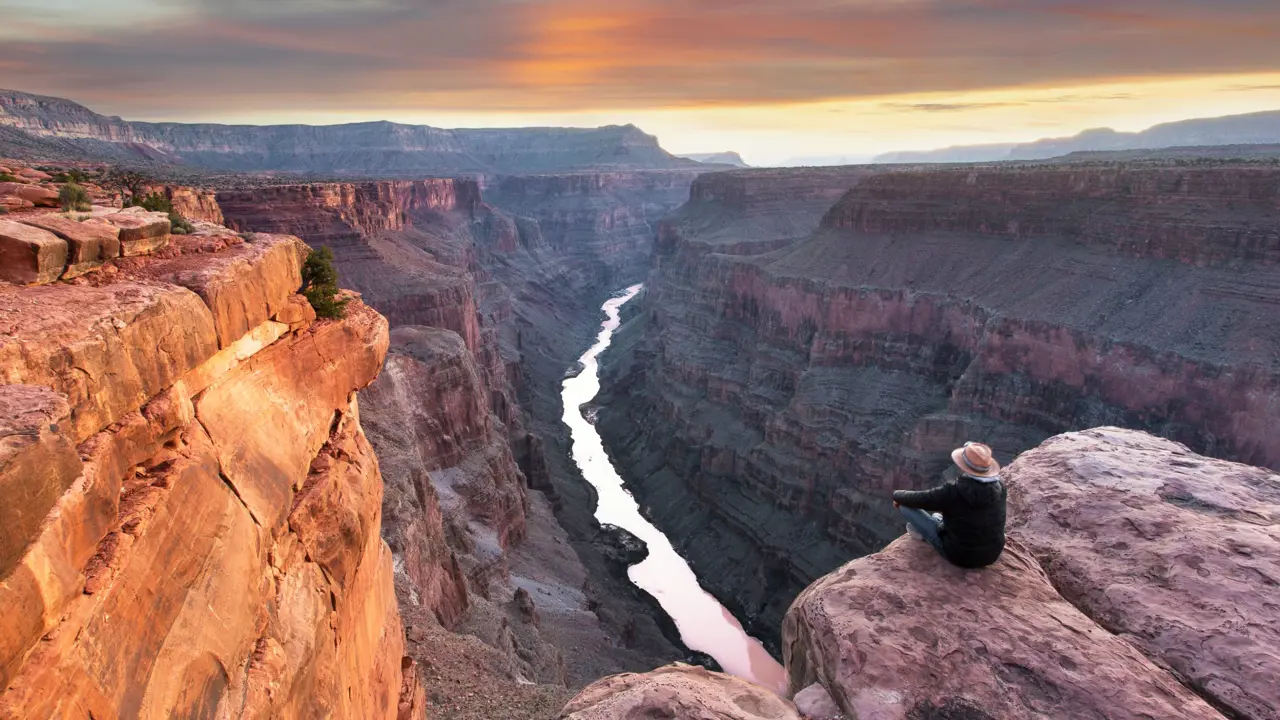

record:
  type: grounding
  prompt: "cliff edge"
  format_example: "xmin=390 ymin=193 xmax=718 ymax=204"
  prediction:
xmin=564 ymin=428 xmax=1277 ymax=719
xmin=0 ymin=218 xmax=424 ymax=717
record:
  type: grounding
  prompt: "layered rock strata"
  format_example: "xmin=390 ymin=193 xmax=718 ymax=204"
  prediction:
xmin=1 ymin=89 xmax=700 ymax=175
xmin=597 ymin=163 xmax=1280 ymax=647
xmin=0 ymin=226 xmax=422 ymax=718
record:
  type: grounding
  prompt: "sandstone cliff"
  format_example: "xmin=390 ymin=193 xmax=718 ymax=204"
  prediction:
xmin=567 ymin=428 xmax=1276 ymax=719
xmin=0 ymin=89 xmax=700 ymax=175
xmin=0 ymin=222 xmax=423 ymax=717
xmin=597 ymin=163 xmax=1280 ymax=648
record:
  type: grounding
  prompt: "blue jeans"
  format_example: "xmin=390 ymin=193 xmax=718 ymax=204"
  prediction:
xmin=900 ymin=506 xmax=944 ymax=554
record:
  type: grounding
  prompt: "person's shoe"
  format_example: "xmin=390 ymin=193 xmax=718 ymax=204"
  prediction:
xmin=905 ymin=523 xmax=923 ymax=540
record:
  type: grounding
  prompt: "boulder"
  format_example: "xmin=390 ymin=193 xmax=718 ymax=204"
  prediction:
xmin=560 ymin=664 xmax=801 ymax=720
xmin=0 ymin=196 xmax=33 ymax=212
xmin=1005 ymin=428 xmax=1280 ymax=720
xmin=274 ymin=293 xmax=317 ymax=332
xmin=0 ymin=386 xmax=81 ymax=579
xmin=16 ymin=168 xmax=51 ymax=182
xmin=0 ymin=219 xmax=68 ymax=285
xmin=783 ymin=537 xmax=1224 ymax=720
xmin=103 ymin=208 xmax=171 ymax=256
xmin=792 ymin=684 xmax=842 ymax=720
xmin=16 ymin=214 xmax=121 ymax=278
xmin=0 ymin=183 xmax=58 ymax=208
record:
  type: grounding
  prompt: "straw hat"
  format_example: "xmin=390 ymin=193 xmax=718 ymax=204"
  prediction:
xmin=951 ymin=441 xmax=1001 ymax=478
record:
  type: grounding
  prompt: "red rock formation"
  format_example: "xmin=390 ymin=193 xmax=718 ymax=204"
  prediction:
xmin=784 ymin=537 xmax=1224 ymax=719
xmin=596 ymin=162 xmax=1280 ymax=647
xmin=360 ymin=326 xmax=529 ymax=628
xmin=159 ymin=185 xmax=224 ymax=224
xmin=777 ymin=427 xmax=1272 ymax=720
xmin=1005 ymin=428 xmax=1280 ymax=720
xmin=0 ymin=230 xmax=421 ymax=719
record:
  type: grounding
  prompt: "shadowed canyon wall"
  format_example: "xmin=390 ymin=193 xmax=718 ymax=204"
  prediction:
xmin=0 ymin=224 xmax=423 ymax=718
xmin=218 ymin=171 xmax=703 ymax=712
xmin=595 ymin=163 xmax=1280 ymax=648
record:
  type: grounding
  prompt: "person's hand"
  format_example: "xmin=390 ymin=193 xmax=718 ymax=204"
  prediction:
xmin=893 ymin=500 xmax=900 ymax=509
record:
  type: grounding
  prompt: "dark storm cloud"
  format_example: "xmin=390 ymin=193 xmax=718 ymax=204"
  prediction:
xmin=1 ymin=0 xmax=1278 ymax=116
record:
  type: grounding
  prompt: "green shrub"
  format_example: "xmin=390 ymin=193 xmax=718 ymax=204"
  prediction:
xmin=52 ymin=169 xmax=90 ymax=184
xmin=0 ymin=205 xmax=8 ymax=215
xmin=0 ymin=172 xmax=18 ymax=183
xmin=129 ymin=191 xmax=173 ymax=213
xmin=167 ymin=211 xmax=193 ymax=234
xmin=300 ymin=246 xmax=348 ymax=319
xmin=59 ymin=183 xmax=93 ymax=212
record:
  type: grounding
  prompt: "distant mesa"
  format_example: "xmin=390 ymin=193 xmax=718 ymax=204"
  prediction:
xmin=0 ymin=88 xmax=705 ymax=176
xmin=678 ymin=152 xmax=751 ymax=167
xmin=873 ymin=109 xmax=1280 ymax=163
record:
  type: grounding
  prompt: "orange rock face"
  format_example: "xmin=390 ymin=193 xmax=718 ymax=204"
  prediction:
xmin=0 ymin=219 xmax=67 ymax=285
xmin=14 ymin=214 xmax=121 ymax=278
xmin=0 ymin=231 xmax=420 ymax=719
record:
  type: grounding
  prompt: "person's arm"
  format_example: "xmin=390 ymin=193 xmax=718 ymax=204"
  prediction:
xmin=893 ymin=483 xmax=957 ymax=512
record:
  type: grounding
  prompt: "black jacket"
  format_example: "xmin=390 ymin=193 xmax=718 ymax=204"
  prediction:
xmin=894 ymin=475 xmax=1007 ymax=568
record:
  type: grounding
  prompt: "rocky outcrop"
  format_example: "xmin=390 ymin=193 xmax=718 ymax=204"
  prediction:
xmin=779 ymin=428 xmax=1274 ymax=720
xmin=785 ymin=536 xmax=1224 ymax=719
xmin=0 ymin=228 xmax=422 ymax=718
xmin=1004 ymin=428 xmax=1280 ymax=720
xmin=560 ymin=664 xmax=801 ymax=720
xmin=597 ymin=163 xmax=1280 ymax=648
xmin=1 ymin=89 xmax=701 ymax=175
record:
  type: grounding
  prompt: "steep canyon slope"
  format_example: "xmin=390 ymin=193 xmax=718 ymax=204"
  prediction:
xmin=217 ymin=171 xmax=701 ymax=714
xmin=596 ymin=162 xmax=1280 ymax=648
xmin=0 ymin=217 xmax=423 ymax=718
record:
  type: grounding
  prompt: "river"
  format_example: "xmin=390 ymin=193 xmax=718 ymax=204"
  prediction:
xmin=560 ymin=284 xmax=786 ymax=694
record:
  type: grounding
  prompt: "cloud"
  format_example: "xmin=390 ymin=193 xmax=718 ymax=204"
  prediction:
xmin=882 ymin=102 xmax=1027 ymax=113
xmin=0 ymin=0 xmax=1277 ymax=117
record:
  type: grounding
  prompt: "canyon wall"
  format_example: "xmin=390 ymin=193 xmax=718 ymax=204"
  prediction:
xmin=218 ymin=171 xmax=703 ymax=713
xmin=0 ymin=89 xmax=709 ymax=175
xmin=596 ymin=163 xmax=1280 ymax=647
xmin=0 ymin=222 xmax=422 ymax=718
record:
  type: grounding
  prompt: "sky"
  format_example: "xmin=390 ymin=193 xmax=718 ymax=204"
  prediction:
xmin=2 ymin=0 xmax=1280 ymax=165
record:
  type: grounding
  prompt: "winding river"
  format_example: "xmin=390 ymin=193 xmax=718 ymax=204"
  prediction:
xmin=561 ymin=284 xmax=786 ymax=694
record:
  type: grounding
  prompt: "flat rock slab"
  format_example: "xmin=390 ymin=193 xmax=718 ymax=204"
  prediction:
xmin=783 ymin=537 xmax=1224 ymax=720
xmin=0 ymin=385 xmax=81 ymax=579
xmin=560 ymin=664 xmax=800 ymax=720
xmin=0 ymin=281 xmax=219 ymax=441
xmin=103 ymin=209 xmax=170 ymax=256
xmin=0 ymin=183 xmax=58 ymax=208
xmin=16 ymin=214 xmax=121 ymax=277
xmin=0 ymin=219 xmax=68 ymax=285
xmin=141 ymin=232 xmax=308 ymax=347
xmin=1006 ymin=428 xmax=1280 ymax=720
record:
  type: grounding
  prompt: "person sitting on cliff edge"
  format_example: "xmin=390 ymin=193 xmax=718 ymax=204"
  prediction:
xmin=892 ymin=441 xmax=1007 ymax=568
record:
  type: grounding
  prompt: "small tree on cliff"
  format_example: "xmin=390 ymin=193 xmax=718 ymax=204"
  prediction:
xmin=300 ymin=246 xmax=349 ymax=319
